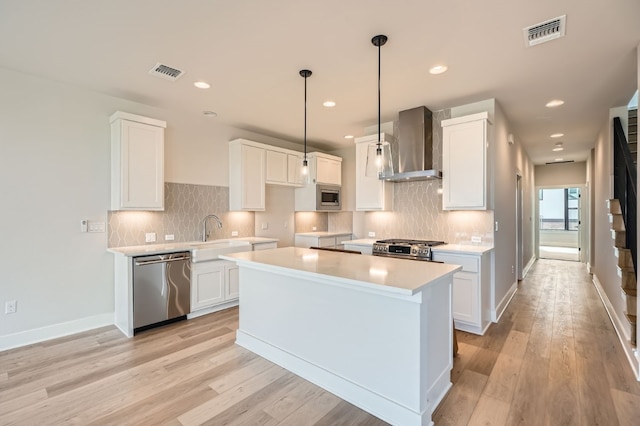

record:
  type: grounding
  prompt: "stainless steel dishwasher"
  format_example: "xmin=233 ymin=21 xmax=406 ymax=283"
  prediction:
xmin=133 ymin=251 xmax=191 ymax=333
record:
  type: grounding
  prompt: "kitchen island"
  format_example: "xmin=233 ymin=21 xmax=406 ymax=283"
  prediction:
xmin=220 ymin=247 xmax=461 ymax=426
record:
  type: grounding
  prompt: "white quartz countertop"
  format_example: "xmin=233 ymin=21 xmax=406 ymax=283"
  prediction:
xmin=342 ymin=238 xmax=377 ymax=246
xmin=221 ymin=246 xmax=461 ymax=296
xmin=295 ymin=231 xmax=352 ymax=237
xmin=339 ymin=239 xmax=494 ymax=255
xmin=432 ymin=244 xmax=494 ymax=254
xmin=107 ymin=237 xmax=278 ymax=257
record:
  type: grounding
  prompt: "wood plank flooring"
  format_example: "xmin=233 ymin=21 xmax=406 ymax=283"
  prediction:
xmin=2 ymin=259 xmax=640 ymax=425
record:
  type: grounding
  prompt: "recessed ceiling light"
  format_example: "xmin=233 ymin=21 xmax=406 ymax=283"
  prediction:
xmin=194 ymin=81 xmax=211 ymax=89
xmin=554 ymin=158 xmax=564 ymax=162
xmin=323 ymin=101 xmax=336 ymax=108
xmin=203 ymin=111 xmax=217 ymax=117
xmin=550 ymin=133 xmax=564 ymax=138
xmin=429 ymin=65 xmax=448 ymax=75
xmin=546 ymin=99 xmax=565 ymax=108
xmin=344 ymin=135 xmax=354 ymax=139
xmin=552 ymin=142 xmax=564 ymax=152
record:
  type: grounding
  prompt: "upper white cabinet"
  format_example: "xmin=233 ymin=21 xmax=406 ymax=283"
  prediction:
xmin=441 ymin=112 xmax=491 ymax=210
xmin=110 ymin=112 xmax=166 ymax=211
xmin=310 ymin=152 xmax=342 ymax=186
xmin=229 ymin=139 xmax=266 ymax=211
xmin=354 ymin=134 xmax=393 ymax=211
xmin=265 ymin=149 xmax=303 ymax=186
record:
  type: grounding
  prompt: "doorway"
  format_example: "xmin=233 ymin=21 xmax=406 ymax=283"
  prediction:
xmin=538 ymin=187 xmax=581 ymax=261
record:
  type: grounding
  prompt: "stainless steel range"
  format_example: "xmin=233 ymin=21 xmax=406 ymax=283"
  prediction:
xmin=372 ymin=239 xmax=446 ymax=261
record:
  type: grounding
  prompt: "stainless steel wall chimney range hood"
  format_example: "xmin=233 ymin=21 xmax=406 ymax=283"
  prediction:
xmin=380 ymin=106 xmax=442 ymax=181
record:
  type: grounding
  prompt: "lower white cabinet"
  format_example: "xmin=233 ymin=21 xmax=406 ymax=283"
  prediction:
xmin=295 ymin=233 xmax=352 ymax=248
xmin=191 ymin=260 xmax=239 ymax=312
xmin=432 ymin=250 xmax=491 ymax=335
xmin=253 ymin=241 xmax=278 ymax=250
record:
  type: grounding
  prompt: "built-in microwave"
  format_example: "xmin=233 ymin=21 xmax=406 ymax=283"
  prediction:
xmin=316 ymin=184 xmax=341 ymax=211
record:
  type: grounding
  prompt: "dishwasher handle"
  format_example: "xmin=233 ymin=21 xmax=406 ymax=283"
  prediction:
xmin=134 ymin=254 xmax=190 ymax=266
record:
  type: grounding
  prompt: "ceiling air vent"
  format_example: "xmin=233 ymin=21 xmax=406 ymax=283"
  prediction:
xmin=523 ymin=15 xmax=566 ymax=47
xmin=545 ymin=160 xmax=575 ymax=165
xmin=148 ymin=63 xmax=185 ymax=81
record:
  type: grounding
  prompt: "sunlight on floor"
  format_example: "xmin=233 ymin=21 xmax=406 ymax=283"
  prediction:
xmin=539 ymin=245 xmax=579 ymax=261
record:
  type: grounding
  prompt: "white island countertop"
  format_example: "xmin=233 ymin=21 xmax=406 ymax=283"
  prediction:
xmin=221 ymin=246 xmax=461 ymax=296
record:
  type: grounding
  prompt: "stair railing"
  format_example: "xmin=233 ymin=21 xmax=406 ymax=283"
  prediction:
xmin=613 ymin=117 xmax=637 ymax=275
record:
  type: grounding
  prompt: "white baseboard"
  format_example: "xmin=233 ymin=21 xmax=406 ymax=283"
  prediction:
xmin=0 ymin=313 xmax=114 ymax=352
xmin=187 ymin=300 xmax=239 ymax=319
xmin=591 ymin=274 xmax=639 ymax=380
xmin=523 ymin=255 xmax=536 ymax=277
xmin=236 ymin=330 xmax=437 ymax=426
xmin=492 ymin=282 xmax=518 ymax=322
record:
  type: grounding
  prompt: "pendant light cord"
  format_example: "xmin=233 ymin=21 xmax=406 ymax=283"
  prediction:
xmin=372 ymin=35 xmax=387 ymax=155
xmin=299 ymin=69 xmax=312 ymax=167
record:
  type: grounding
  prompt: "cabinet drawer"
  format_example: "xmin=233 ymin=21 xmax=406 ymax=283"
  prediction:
xmin=432 ymin=253 xmax=478 ymax=272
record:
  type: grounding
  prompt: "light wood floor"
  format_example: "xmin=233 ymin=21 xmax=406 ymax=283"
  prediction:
xmin=2 ymin=259 xmax=640 ymax=425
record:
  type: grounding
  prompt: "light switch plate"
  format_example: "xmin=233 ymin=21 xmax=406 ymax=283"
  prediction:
xmin=231 ymin=231 xmax=239 ymax=237
xmin=368 ymin=231 xmax=376 ymax=237
xmin=145 ymin=233 xmax=156 ymax=243
xmin=164 ymin=234 xmax=175 ymax=241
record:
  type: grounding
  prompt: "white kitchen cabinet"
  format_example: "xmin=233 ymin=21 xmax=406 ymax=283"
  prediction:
xmin=441 ymin=112 xmax=491 ymax=210
xmin=229 ymin=139 xmax=266 ymax=211
xmin=315 ymin=154 xmax=342 ymax=186
xmin=265 ymin=149 xmax=303 ymax=186
xmin=110 ymin=111 xmax=166 ymax=211
xmin=432 ymin=250 xmax=491 ymax=335
xmin=191 ymin=260 xmax=239 ymax=312
xmin=295 ymin=233 xmax=352 ymax=248
xmin=354 ymin=134 xmax=393 ymax=211
xmin=287 ymin=153 xmax=303 ymax=186
xmin=252 ymin=241 xmax=278 ymax=250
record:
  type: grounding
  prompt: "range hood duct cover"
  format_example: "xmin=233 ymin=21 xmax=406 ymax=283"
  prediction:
xmin=381 ymin=106 xmax=441 ymax=181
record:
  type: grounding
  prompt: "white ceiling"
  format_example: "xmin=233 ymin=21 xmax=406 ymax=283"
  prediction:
xmin=1 ymin=0 xmax=638 ymax=164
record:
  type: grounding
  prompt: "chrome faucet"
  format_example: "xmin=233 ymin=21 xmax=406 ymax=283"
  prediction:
xmin=201 ymin=214 xmax=223 ymax=242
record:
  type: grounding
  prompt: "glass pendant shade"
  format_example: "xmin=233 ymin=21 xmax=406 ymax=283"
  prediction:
xmin=365 ymin=139 xmax=394 ymax=178
xmin=301 ymin=158 xmax=311 ymax=184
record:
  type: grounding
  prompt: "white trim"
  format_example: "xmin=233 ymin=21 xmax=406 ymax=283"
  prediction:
xmin=0 ymin=313 xmax=114 ymax=352
xmin=592 ymin=274 xmax=640 ymax=380
xmin=187 ymin=300 xmax=238 ymax=319
xmin=586 ymin=262 xmax=592 ymax=274
xmin=236 ymin=330 xmax=439 ymax=426
xmin=522 ymin=255 xmax=536 ymax=277
xmin=492 ymin=282 xmax=518 ymax=322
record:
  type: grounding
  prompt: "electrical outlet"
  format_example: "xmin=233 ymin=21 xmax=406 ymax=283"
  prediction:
xmin=312 ymin=226 xmax=317 ymax=231
xmin=368 ymin=231 xmax=376 ymax=237
xmin=495 ymin=221 xmax=499 ymax=232
xmin=164 ymin=234 xmax=175 ymax=241
xmin=471 ymin=236 xmax=482 ymax=243
xmin=80 ymin=219 xmax=88 ymax=233
xmin=145 ymin=233 xmax=156 ymax=243
xmin=88 ymin=221 xmax=105 ymax=233
xmin=5 ymin=300 xmax=17 ymax=314
xmin=261 ymin=223 xmax=268 ymax=230
xmin=512 ymin=265 xmax=515 ymax=274
xmin=231 ymin=231 xmax=239 ymax=237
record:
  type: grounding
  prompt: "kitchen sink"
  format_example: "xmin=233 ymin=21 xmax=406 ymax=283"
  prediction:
xmin=190 ymin=240 xmax=252 ymax=262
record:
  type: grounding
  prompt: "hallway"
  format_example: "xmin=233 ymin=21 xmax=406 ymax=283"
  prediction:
xmin=435 ymin=259 xmax=640 ymax=425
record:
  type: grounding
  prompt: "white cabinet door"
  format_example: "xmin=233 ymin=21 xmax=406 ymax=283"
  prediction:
xmin=110 ymin=113 xmax=165 ymax=210
xmin=265 ymin=150 xmax=288 ymax=184
xmin=229 ymin=142 xmax=266 ymax=211
xmin=287 ymin=153 xmax=303 ymax=186
xmin=451 ymin=272 xmax=480 ymax=325
xmin=442 ymin=113 xmax=488 ymax=210
xmin=253 ymin=242 xmax=278 ymax=250
xmin=191 ymin=261 xmax=226 ymax=311
xmin=316 ymin=157 xmax=341 ymax=185
xmin=354 ymin=137 xmax=392 ymax=211
xmin=225 ymin=263 xmax=240 ymax=300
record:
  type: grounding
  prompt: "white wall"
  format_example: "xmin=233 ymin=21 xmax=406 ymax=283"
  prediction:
xmin=535 ymin=162 xmax=587 ymax=188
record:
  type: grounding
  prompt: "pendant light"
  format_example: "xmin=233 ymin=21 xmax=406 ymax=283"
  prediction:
xmin=367 ymin=34 xmax=394 ymax=178
xmin=300 ymin=69 xmax=312 ymax=183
